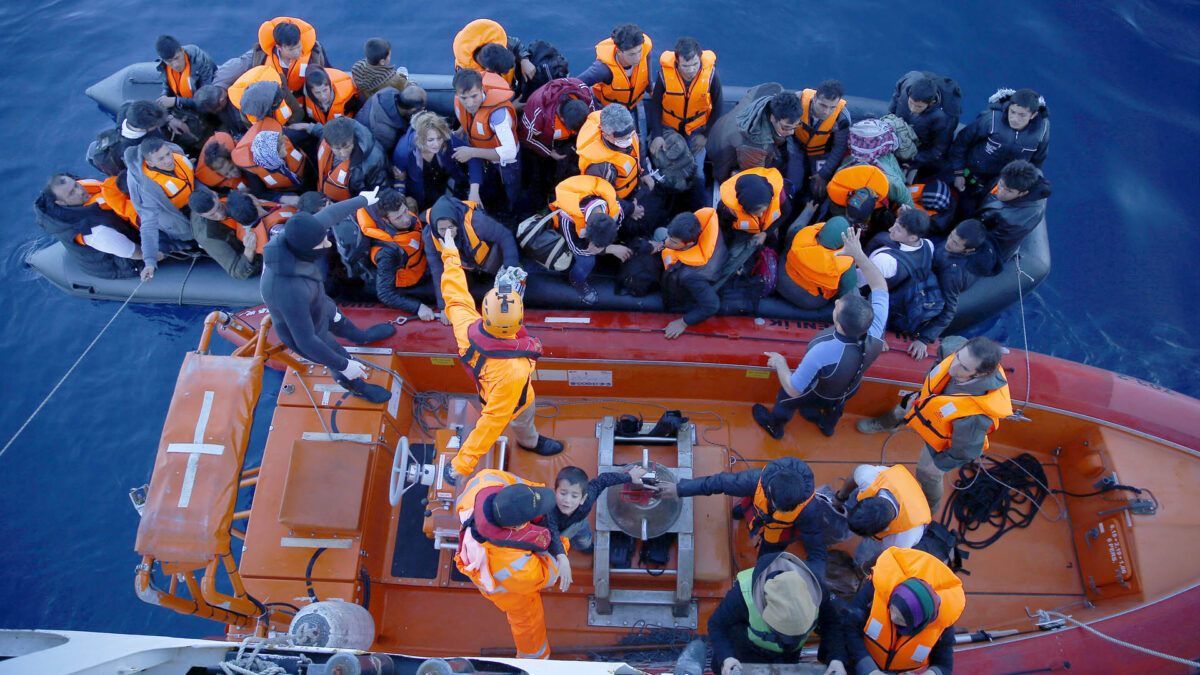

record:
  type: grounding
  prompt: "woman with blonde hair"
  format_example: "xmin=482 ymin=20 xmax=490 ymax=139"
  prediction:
xmin=392 ymin=111 xmax=482 ymax=211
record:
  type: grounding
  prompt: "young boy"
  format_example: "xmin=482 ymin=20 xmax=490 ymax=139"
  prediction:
xmin=553 ymin=464 xmax=648 ymax=554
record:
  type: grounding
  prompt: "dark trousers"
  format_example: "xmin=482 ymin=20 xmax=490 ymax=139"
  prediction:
xmin=768 ymin=388 xmax=845 ymax=434
xmin=570 ymin=253 xmax=597 ymax=285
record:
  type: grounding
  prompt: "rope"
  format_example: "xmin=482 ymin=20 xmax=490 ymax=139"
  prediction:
xmin=941 ymin=453 xmax=1059 ymax=549
xmin=1011 ymin=251 xmax=1035 ymax=417
xmin=0 ymin=279 xmax=144 ymax=462
xmin=1036 ymin=609 xmax=1200 ymax=668
xmin=177 ymin=255 xmax=199 ymax=306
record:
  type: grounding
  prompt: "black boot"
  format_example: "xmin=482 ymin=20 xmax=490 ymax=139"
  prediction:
xmin=331 ymin=316 xmax=395 ymax=345
xmin=332 ymin=371 xmax=392 ymax=404
xmin=518 ymin=436 xmax=564 ymax=456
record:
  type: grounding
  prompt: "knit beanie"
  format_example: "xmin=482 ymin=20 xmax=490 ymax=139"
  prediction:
xmin=845 ymin=187 xmax=878 ymax=224
xmin=283 ymin=212 xmax=329 ymax=261
xmin=761 ymin=570 xmax=817 ymax=636
xmin=889 ymin=578 xmax=941 ymax=635
xmin=816 ymin=216 xmax=850 ymax=249
xmin=491 ymin=483 xmax=557 ymax=527
xmin=735 ymin=174 xmax=773 ymax=213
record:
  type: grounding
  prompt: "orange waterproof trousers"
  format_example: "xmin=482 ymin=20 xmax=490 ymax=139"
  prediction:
xmin=484 ymin=588 xmax=550 ymax=659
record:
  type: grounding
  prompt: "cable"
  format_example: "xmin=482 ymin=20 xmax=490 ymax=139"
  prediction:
xmin=941 ymin=453 xmax=1058 ymax=549
xmin=1036 ymin=609 xmax=1199 ymax=668
xmin=0 ymin=278 xmax=144 ymax=461
xmin=1012 ymin=251 xmax=1035 ymax=416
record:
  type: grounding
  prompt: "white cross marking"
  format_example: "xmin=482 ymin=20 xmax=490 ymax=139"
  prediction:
xmin=166 ymin=390 xmax=225 ymax=508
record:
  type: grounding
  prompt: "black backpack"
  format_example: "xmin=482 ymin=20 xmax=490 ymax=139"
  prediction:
xmin=333 ymin=217 xmax=376 ymax=284
xmin=615 ymin=237 xmax=662 ymax=297
xmin=525 ymin=40 xmax=570 ymax=93
xmin=887 ymin=243 xmax=944 ymax=335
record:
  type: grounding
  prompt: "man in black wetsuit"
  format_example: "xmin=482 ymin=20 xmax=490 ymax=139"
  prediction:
xmin=260 ymin=187 xmax=396 ymax=403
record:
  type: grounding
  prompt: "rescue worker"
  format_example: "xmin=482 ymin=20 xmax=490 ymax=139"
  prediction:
xmin=646 ymin=36 xmax=722 ymax=182
xmin=351 ymin=37 xmax=408 ymax=101
xmin=654 ymin=457 xmax=828 ymax=574
xmin=422 ymin=193 xmax=520 ymax=313
xmin=716 ymin=168 xmax=786 ymax=250
xmin=889 ymin=73 xmax=959 ymax=179
xmin=519 ymin=78 xmax=595 ymax=198
xmin=360 ymin=83 xmax=427 ymax=156
xmin=302 ymin=66 xmax=361 ymax=124
xmin=793 ymin=80 xmax=852 ymax=199
xmin=393 ymin=111 xmax=481 ymax=212
xmin=777 ymin=215 xmax=858 ymax=310
xmin=577 ymin=104 xmax=659 ymax=236
xmin=709 ymin=85 xmax=805 ymax=189
xmin=260 ymin=187 xmax=396 ymax=403
xmin=841 ymin=547 xmax=964 ymax=675
xmin=655 ymin=209 xmax=728 ymax=339
xmin=125 ymin=136 xmax=198 ymax=282
xmin=858 ymin=336 xmax=1013 ymax=511
xmin=550 ymin=174 xmax=629 ymax=304
xmin=756 ymin=226 xmax=887 ymax=438
xmin=950 ymin=88 xmax=1049 ymax=216
xmin=436 ymin=226 xmax=563 ymax=486
xmin=450 ymin=68 xmax=521 ymax=216
xmin=974 ymin=159 xmax=1052 ymax=273
xmin=356 ymin=187 xmax=435 ymax=319
xmin=906 ymin=220 xmax=989 ymax=360
xmin=231 ymin=81 xmax=310 ymax=192
xmin=454 ymin=469 xmax=572 ymax=659
xmin=186 ymin=188 xmax=263 ymax=280
xmin=578 ymin=23 xmax=653 ymax=115
xmin=312 ymin=117 xmax=389 ymax=202
xmin=836 ymin=464 xmax=932 ymax=571
xmin=707 ymin=552 xmax=846 ymax=675
xmin=215 ymin=17 xmax=330 ymax=98
xmin=36 ymin=174 xmax=141 ymax=278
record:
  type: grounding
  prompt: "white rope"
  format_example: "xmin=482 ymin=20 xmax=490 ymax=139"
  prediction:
xmin=1011 ymin=251 xmax=1035 ymax=417
xmin=0 ymin=279 xmax=144 ymax=461
xmin=1038 ymin=609 xmax=1199 ymax=668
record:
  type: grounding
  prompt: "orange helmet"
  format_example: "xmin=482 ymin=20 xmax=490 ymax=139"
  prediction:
xmin=481 ymin=285 xmax=523 ymax=338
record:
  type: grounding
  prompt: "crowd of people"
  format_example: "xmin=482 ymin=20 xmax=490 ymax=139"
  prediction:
xmin=33 ymin=17 xmax=1042 ymax=673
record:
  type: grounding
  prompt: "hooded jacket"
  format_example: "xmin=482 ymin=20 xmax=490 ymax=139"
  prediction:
xmin=392 ymin=126 xmax=481 ymax=211
xmin=318 ymin=118 xmax=389 ymax=197
xmin=421 ymin=195 xmax=519 ymax=309
xmin=33 ymin=192 xmax=139 ymax=279
xmin=124 ymin=141 xmax=194 ymax=266
xmin=889 ymin=71 xmax=957 ymax=170
xmin=914 ymin=337 xmax=1011 ymax=471
xmin=260 ymin=196 xmax=365 ymax=371
xmin=519 ymin=77 xmax=596 ymax=158
xmin=976 ymin=173 xmax=1052 ymax=266
xmin=950 ymin=89 xmax=1050 ymax=179
xmin=188 ymin=209 xmax=261 ymax=280
xmin=157 ymin=44 xmax=216 ymax=99
xmin=358 ymin=88 xmax=412 ymax=156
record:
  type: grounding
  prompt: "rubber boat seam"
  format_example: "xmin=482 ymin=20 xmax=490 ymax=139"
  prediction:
xmin=385 ymin=351 xmax=1199 ymax=456
xmin=956 ymin=580 xmax=1200 ymax=652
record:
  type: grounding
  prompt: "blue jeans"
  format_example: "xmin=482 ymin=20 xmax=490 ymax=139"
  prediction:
xmin=570 ymin=254 xmax=597 ymax=285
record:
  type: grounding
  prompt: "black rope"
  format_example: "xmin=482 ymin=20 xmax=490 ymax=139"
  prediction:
xmin=305 ymin=547 xmax=327 ymax=601
xmin=941 ymin=454 xmax=1048 ymax=550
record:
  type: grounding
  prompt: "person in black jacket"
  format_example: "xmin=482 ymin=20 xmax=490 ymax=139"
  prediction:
xmin=35 ymin=175 xmax=141 ymax=279
xmin=421 ymin=194 xmax=520 ymax=312
xmin=950 ymin=87 xmax=1049 ymax=216
xmin=974 ymin=159 xmax=1052 ymax=273
xmin=654 ymin=457 xmax=828 ymax=575
xmin=550 ymin=465 xmax=646 ymax=554
xmin=362 ymin=189 xmax=437 ymax=319
xmin=889 ymin=73 xmax=957 ymax=179
xmin=907 ymin=219 xmax=990 ymax=359
xmin=260 ymin=188 xmax=396 ymax=403
xmin=656 ymin=210 xmax=729 ymax=339
xmin=708 ymin=552 xmax=846 ymax=675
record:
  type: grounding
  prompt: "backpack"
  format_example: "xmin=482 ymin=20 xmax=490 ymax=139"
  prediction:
xmin=914 ymin=521 xmax=970 ymax=575
xmin=615 ymin=237 xmax=661 ymax=297
xmin=525 ymin=40 xmax=570 ymax=93
xmin=887 ymin=242 xmax=944 ymax=335
xmin=88 ymin=129 xmax=124 ymax=176
xmin=333 ymin=217 xmax=376 ymax=284
xmin=515 ymin=211 xmax=572 ymax=272
xmin=750 ymin=248 xmax=778 ymax=297
xmin=880 ymin=113 xmax=919 ymax=161
xmin=718 ymin=275 xmax=764 ymax=315
xmin=650 ymin=129 xmax=696 ymax=193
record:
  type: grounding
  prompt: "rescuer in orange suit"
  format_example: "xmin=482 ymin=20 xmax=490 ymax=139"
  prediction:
xmin=454 ymin=469 xmax=572 ymax=659
xmin=438 ymin=228 xmax=564 ymax=487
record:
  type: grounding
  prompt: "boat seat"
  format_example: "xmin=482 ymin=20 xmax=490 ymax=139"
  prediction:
xmin=277 ymin=439 xmax=371 ymax=534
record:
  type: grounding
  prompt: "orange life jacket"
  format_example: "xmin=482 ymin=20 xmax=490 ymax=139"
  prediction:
xmin=658 ymin=50 xmax=717 ymax=135
xmin=795 ymin=88 xmax=847 ymax=156
xmin=905 ymin=354 xmax=1014 ymax=453
xmin=79 ymin=177 xmax=139 ymax=226
xmin=142 ymin=153 xmax=195 ymax=210
xmin=719 ymin=168 xmax=784 ymax=234
xmin=164 ymin=51 xmax=194 ymax=98
xmin=304 ymin=68 xmax=358 ymax=124
xmin=746 ymin=477 xmax=814 ymax=544
xmin=212 ymin=199 xmax=269 ymax=255
xmin=257 ymin=17 xmax=318 ymax=92
xmin=260 ymin=202 xmax=296 ymax=237
xmin=228 ymin=65 xmax=298 ymax=124
xmin=662 ymin=208 xmax=720 ymax=270
xmin=316 ymin=140 xmax=353 ymax=201
xmin=455 ymin=470 xmax=562 ymax=596
xmin=863 ymin=548 xmax=965 ymax=672
xmin=785 ymin=222 xmax=853 ymax=298
xmin=550 ymin=175 xmax=620 ymax=239
xmin=454 ymin=72 xmax=516 ymax=150
xmin=232 ymin=118 xmax=308 ymax=191
xmin=358 ymin=207 xmax=427 ymax=288
xmin=453 ymin=19 xmax=513 ymax=84
xmin=576 ymin=110 xmax=641 ymax=199
xmin=827 ymin=164 xmax=890 ymax=207
xmin=196 ymin=132 xmax=248 ymax=192
xmin=908 ymin=183 xmax=939 ymax=216
xmin=427 ymin=201 xmax=491 ymax=267
xmin=592 ymin=35 xmax=653 ymax=108
xmin=858 ymin=466 xmax=932 ymax=540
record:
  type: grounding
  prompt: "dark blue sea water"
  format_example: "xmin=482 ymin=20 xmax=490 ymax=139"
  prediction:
xmin=1 ymin=1 xmax=1197 ymax=638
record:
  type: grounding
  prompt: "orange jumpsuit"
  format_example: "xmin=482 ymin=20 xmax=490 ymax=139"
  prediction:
xmin=440 ymin=248 xmax=539 ymax=475
xmin=455 ymin=469 xmax=563 ymax=659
